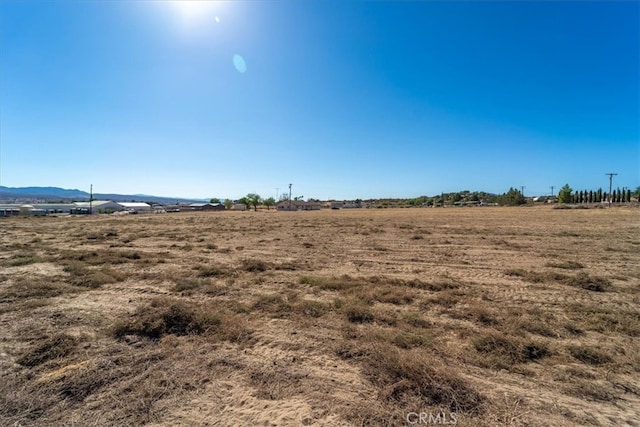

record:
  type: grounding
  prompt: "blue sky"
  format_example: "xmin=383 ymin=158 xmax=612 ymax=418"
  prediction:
xmin=1 ymin=0 xmax=638 ymax=200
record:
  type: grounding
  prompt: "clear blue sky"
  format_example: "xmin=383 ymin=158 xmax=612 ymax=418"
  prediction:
xmin=1 ymin=0 xmax=638 ymax=200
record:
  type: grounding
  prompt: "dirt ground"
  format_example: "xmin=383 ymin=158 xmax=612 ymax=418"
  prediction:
xmin=1 ymin=206 xmax=638 ymax=426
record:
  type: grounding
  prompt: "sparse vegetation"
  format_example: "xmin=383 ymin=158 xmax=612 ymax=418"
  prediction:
xmin=0 ymin=207 xmax=637 ymax=426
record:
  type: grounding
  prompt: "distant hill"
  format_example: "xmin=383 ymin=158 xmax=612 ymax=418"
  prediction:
xmin=0 ymin=186 xmax=89 ymax=200
xmin=0 ymin=186 xmax=208 ymax=204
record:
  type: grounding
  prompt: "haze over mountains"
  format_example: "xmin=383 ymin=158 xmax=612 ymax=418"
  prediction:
xmin=0 ymin=186 xmax=208 ymax=204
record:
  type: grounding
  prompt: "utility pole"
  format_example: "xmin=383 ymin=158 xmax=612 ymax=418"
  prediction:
xmin=89 ymin=184 xmax=93 ymax=215
xmin=288 ymin=183 xmax=292 ymax=210
xmin=605 ymin=173 xmax=617 ymax=206
xmin=550 ymin=186 xmax=554 ymax=197
xmin=520 ymin=186 xmax=525 ymax=197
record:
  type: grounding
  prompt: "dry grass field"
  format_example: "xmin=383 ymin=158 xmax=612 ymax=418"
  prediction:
xmin=1 ymin=206 xmax=638 ymax=426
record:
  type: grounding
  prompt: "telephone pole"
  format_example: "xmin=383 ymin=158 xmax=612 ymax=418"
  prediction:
xmin=606 ymin=173 xmax=617 ymax=205
xmin=550 ymin=186 xmax=554 ymax=197
xmin=520 ymin=186 xmax=525 ymax=197
xmin=288 ymin=183 xmax=292 ymax=210
xmin=89 ymin=184 xmax=93 ymax=215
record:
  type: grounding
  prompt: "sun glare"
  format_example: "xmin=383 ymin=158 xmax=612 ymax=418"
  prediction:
xmin=170 ymin=0 xmax=220 ymax=22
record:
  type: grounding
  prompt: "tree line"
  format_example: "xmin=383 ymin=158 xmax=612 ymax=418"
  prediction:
xmin=210 ymin=194 xmax=278 ymax=211
xmin=557 ymin=184 xmax=636 ymax=204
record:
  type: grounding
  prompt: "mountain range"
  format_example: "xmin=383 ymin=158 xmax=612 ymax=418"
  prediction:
xmin=0 ymin=186 xmax=208 ymax=204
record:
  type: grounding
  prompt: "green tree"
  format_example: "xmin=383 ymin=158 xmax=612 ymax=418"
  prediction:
xmin=557 ymin=184 xmax=573 ymax=204
xmin=237 ymin=197 xmax=250 ymax=211
xmin=497 ymin=188 xmax=525 ymax=206
xmin=210 ymin=198 xmax=220 ymax=204
xmin=223 ymin=199 xmax=233 ymax=210
xmin=263 ymin=197 xmax=276 ymax=210
xmin=245 ymin=193 xmax=262 ymax=211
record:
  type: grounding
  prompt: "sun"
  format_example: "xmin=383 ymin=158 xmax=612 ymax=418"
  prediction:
xmin=170 ymin=0 xmax=220 ymax=22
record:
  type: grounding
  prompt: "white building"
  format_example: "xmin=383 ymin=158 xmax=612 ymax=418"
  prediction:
xmin=118 ymin=202 xmax=151 ymax=214
xmin=73 ymin=200 xmax=123 ymax=214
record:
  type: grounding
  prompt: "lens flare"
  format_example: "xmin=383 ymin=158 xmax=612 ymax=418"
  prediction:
xmin=233 ymin=54 xmax=247 ymax=73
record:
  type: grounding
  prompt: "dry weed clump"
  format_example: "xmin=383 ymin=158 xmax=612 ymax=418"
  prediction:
xmin=62 ymin=261 xmax=125 ymax=288
xmin=364 ymin=344 xmax=484 ymax=414
xmin=252 ymin=293 xmax=330 ymax=319
xmin=248 ymin=364 xmax=308 ymax=400
xmin=17 ymin=333 xmax=78 ymax=367
xmin=504 ymin=269 xmax=568 ymax=283
xmin=299 ymin=275 xmax=415 ymax=305
xmin=545 ymin=260 xmax=585 ymax=270
xmin=252 ymin=293 xmax=294 ymax=317
xmin=505 ymin=269 xmax=611 ymax=292
xmin=56 ymin=249 xmax=145 ymax=265
xmin=404 ymin=278 xmax=460 ymax=292
xmin=563 ymin=272 xmax=610 ymax=292
xmin=567 ymin=304 xmax=640 ymax=336
xmin=111 ymin=298 xmax=236 ymax=340
xmin=564 ymin=379 xmax=617 ymax=402
xmin=0 ymin=279 xmax=75 ymax=303
xmin=195 ymin=263 xmax=233 ymax=278
xmin=391 ymin=331 xmax=433 ymax=349
xmin=457 ymin=303 xmax=501 ymax=326
xmin=6 ymin=344 xmax=210 ymax=425
xmin=240 ymin=258 xmax=271 ymax=272
xmin=344 ymin=300 xmax=375 ymax=323
xmin=569 ymin=346 xmax=613 ymax=366
xmin=2 ymin=253 xmax=46 ymax=267
xmin=472 ymin=333 xmax=550 ymax=369
xmin=299 ymin=274 xmax=362 ymax=291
